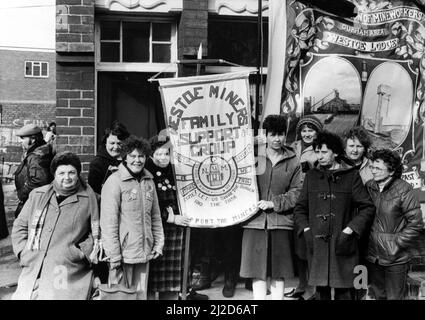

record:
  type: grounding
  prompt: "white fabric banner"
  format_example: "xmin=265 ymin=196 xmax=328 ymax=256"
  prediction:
xmin=158 ymin=72 xmax=259 ymax=228
xmin=262 ymin=0 xmax=287 ymax=124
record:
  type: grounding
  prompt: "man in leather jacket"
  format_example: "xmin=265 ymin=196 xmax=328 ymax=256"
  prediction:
xmin=14 ymin=124 xmax=54 ymax=217
xmin=365 ymin=149 xmax=423 ymax=300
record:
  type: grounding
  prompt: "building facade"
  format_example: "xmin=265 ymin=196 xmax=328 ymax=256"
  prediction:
xmin=0 ymin=49 xmax=56 ymax=165
xmin=55 ymin=0 xmax=268 ymax=173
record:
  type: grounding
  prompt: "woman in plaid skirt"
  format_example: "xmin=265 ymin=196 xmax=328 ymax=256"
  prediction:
xmin=146 ymin=134 xmax=190 ymax=300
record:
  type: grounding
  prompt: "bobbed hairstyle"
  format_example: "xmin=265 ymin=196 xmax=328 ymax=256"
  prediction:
xmin=262 ymin=114 xmax=287 ymax=136
xmin=50 ymin=151 xmax=81 ymax=176
xmin=101 ymin=121 xmax=130 ymax=145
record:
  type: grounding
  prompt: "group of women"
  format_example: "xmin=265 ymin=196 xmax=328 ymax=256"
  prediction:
xmin=9 ymin=114 xmax=424 ymax=300
xmin=248 ymin=114 xmax=422 ymax=300
xmin=11 ymin=121 xmax=188 ymax=300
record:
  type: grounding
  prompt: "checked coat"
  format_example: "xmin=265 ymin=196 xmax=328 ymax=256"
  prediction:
xmin=145 ymin=158 xmax=185 ymax=293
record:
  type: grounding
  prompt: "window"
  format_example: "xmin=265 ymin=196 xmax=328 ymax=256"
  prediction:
xmin=25 ymin=61 xmax=49 ymax=78
xmin=99 ymin=20 xmax=173 ymax=63
xmin=208 ymin=19 xmax=268 ymax=67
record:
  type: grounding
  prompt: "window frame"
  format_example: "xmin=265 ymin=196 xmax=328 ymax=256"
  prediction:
xmin=96 ymin=16 xmax=177 ymax=73
xmin=24 ymin=61 xmax=49 ymax=78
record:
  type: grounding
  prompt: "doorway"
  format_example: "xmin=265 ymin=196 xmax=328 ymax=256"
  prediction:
xmin=97 ymin=72 xmax=171 ymax=147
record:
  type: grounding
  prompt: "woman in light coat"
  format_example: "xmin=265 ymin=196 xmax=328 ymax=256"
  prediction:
xmin=11 ymin=152 xmax=99 ymax=300
xmin=101 ymin=135 xmax=164 ymax=300
xmin=241 ymin=115 xmax=302 ymax=300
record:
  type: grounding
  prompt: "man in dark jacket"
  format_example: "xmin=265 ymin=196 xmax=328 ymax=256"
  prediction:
xmin=365 ymin=149 xmax=423 ymax=300
xmin=14 ymin=124 xmax=53 ymax=217
xmin=294 ymin=130 xmax=375 ymax=300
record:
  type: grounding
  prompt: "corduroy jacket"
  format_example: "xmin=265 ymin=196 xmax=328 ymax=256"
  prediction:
xmin=100 ymin=163 xmax=164 ymax=265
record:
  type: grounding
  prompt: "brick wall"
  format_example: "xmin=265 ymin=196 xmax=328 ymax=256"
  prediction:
xmin=178 ymin=0 xmax=208 ymax=76
xmin=0 ymin=50 xmax=56 ymax=102
xmin=56 ymin=0 xmax=94 ymax=53
xmin=56 ymin=0 xmax=95 ymax=175
xmin=0 ymin=49 xmax=56 ymax=163
xmin=56 ymin=64 xmax=95 ymax=174
xmin=1 ymin=103 xmax=55 ymax=128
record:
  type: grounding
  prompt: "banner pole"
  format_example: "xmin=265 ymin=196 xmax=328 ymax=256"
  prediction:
xmin=255 ymin=0 xmax=263 ymax=130
xmin=181 ymin=226 xmax=191 ymax=300
xmin=181 ymin=52 xmax=203 ymax=300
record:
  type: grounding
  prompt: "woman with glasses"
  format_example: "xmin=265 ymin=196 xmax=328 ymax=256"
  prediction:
xmin=365 ymin=149 xmax=423 ymax=300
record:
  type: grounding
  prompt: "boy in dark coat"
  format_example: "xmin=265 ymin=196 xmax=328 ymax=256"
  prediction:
xmin=294 ymin=131 xmax=375 ymax=300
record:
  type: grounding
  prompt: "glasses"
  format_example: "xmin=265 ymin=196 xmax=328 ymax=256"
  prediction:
xmin=368 ymin=165 xmax=387 ymax=172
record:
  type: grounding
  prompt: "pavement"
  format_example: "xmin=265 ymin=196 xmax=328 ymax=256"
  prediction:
xmin=0 ymin=182 xmax=20 ymax=300
xmin=192 ymin=275 xmax=298 ymax=300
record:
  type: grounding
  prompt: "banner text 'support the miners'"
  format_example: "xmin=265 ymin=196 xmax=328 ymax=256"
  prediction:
xmin=158 ymin=72 xmax=259 ymax=228
xmin=275 ymin=0 xmax=425 ymax=204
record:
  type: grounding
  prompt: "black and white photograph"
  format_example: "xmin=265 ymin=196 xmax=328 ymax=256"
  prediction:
xmin=2 ymin=0 xmax=425 ymax=307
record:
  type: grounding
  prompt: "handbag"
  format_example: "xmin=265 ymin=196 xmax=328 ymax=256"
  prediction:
xmin=91 ymin=267 xmax=138 ymax=300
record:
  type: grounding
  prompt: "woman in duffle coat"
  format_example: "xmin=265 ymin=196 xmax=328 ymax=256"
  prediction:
xmin=294 ymin=133 xmax=375 ymax=292
xmin=101 ymin=136 xmax=164 ymax=299
xmin=11 ymin=152 xmax=99 ymax=300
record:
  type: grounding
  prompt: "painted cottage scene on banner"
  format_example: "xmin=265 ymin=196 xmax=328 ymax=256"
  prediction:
xmin=2 ymin=0 xmax=425 ymax=302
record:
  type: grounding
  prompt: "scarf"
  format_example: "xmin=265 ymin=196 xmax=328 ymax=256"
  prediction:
xmin=301 ymin=140 xmax=313 ymax=153
xmin=26 ymin=178 xmax=102 ymax=264
xmin=53 ymin=177 xmax=81 ymax=197
xmin=123 ymin=162 xmax=143 ymax=182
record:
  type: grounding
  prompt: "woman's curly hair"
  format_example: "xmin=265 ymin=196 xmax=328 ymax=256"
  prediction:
xmin=343 ymin=126 xmax=372 ymax=154
xmin=312 ymin=130 xmax=345 ymax=159
xmin=120 ymin=135 xmax=151 ymax=159
xmin=369 ymin=149 xmax=403 ymax=179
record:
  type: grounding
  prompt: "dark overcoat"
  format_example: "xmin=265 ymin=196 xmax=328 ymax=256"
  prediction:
xmin=88 ymin=146 xmax=120 ymax=195
xmin=294 ymin=163 xmax=375 ymax=288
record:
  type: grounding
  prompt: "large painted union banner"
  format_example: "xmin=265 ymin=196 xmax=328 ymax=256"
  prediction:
xmin=158 ymin=72 xmax=259 ymax=228
xmin=275 ymin=0 xmax=425 ymax=203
